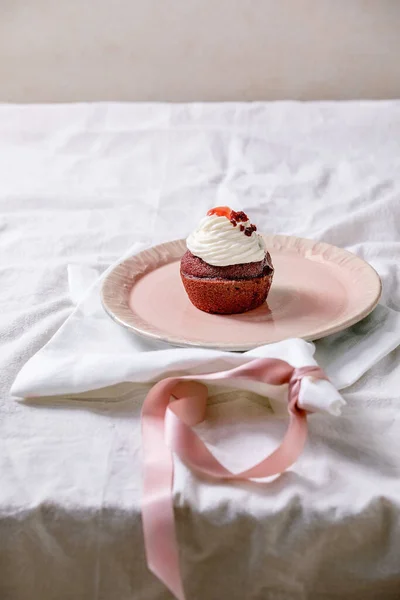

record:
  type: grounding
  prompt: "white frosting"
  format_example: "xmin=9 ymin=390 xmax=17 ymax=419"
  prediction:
xmin=186 ymin=215 xmax=265 ymax=267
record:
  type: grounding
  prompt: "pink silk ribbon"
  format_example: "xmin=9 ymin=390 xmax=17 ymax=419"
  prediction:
xmin=141 ymin=358 xmax=328 ymax=600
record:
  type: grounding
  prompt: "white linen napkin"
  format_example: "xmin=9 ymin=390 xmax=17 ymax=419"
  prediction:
xmin=11 ymin=243 xmax=400 ymax=415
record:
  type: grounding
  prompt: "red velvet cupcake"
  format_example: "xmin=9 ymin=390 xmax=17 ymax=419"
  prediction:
xmin=180 ymin=207 xmax=274 ymax=314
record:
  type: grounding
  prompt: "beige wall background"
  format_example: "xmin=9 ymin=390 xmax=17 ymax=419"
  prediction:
xmin=1 ymin=0 xmax=400 ymax=102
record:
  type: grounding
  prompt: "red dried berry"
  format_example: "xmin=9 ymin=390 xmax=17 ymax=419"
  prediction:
xmin=244 ymin=224 xmax=257 ymax=236
xmin=231 ymin=210 xmax=248 ymax=223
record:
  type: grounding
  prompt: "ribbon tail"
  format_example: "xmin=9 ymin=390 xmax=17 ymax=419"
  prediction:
xmin=141 ymin=378 xmax=186 ymax=600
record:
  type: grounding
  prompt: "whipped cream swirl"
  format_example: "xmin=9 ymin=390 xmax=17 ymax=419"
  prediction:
xmin=186 ymin=214 xmax=265 ymax=267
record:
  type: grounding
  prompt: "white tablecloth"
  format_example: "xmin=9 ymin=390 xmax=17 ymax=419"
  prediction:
xmin=2 ymin=102 xmax=400 ymax=600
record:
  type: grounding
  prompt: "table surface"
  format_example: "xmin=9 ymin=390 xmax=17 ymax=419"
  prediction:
xmin=1 ymin=102 xmax=400 ymax=600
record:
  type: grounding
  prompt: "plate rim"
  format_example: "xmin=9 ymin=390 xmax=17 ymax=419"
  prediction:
xmin=101 ymin=235 xmax=382 ymax=351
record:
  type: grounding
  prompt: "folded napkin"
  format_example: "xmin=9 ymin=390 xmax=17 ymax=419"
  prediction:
xmin=11 ymin=243 xmax=400 ymax=406
xmin=9 ymin=249 xmax=336 ymax=415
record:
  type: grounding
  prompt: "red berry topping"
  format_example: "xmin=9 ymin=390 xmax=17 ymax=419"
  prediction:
xmin=207 ymin=207 xmax=257 ymax=237
xmin=230 ymin=210 xmax=248 ymax=223
xmin=244 ymin=224 xmax=257 ymax=236
xmin=207 ymin=206 xmax=232 ymax=218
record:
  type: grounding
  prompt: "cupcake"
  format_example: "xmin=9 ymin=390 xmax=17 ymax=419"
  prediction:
xmin=180 ymin=206 xmax=274 ymax=314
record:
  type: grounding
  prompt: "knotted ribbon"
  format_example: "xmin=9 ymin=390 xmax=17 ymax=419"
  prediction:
xmin=141 ymin=358 xmax=328 ymax=600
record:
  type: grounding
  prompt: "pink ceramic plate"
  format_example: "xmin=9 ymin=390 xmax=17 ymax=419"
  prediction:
xmin=101 ymin=236 xmax=381 ymax=351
